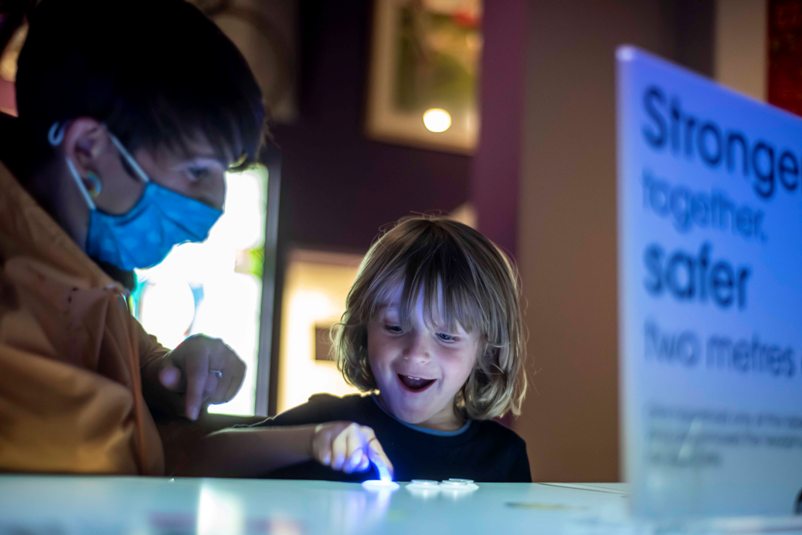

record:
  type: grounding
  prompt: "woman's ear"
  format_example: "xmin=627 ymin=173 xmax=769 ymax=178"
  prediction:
xmin=61 ymin=117 xmax=110 ymax=174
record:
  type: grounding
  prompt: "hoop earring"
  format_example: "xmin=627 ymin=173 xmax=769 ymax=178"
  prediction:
xmin=84 ymin=171 xmax=103 ymax=198
xmin=48 ymin=122 xmax=65 ymax=146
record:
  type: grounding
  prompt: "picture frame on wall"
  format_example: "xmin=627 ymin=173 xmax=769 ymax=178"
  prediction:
xmin=366 ymin=0 xmax=482 ymax=154
xmin=768 ymin=0 xmax=802 ymax=117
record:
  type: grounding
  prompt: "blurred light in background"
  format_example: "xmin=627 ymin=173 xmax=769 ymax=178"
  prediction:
xmin=422 ymin=107 xmax=452 ymax=133
xmin=278 ymin=250 xmax=361 ymax=412
xmin=133 ymin=165 xmax=269 ymax=416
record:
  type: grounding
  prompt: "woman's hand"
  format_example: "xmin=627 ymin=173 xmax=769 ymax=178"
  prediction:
xmin=143 ymin=334 xmax=246 ymax=420
xmin=310 ymin=421 xmax=394 ymax=477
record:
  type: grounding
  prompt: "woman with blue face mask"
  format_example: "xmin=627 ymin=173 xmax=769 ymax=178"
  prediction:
xmin=0 ymin=0 xmax=265 ymax=475
xmin=50 ymin=122 xmax=226 ymax=273
xmin=0 ymin=0 xmax=397 ymax=481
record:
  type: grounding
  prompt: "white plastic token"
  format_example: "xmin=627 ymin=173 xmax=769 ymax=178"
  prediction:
xmin=406 ymin=480 xmax=441 ymax=499
xmin=439 ymin=479 xmax=479 ymax=492
xmin=362 ymin=479 xmax=400 ymax=491
xmin=406 ymin=480 xmax=441 ymax=496
xmin=408 ymin=479 xmax=440 ymax=489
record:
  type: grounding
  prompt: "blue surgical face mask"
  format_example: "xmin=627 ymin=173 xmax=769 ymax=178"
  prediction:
xmin=61 ymin=129 xmax=223 ymax=271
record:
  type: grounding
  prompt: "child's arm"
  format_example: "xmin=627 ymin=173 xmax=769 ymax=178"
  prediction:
xmin=181 ymin=421 xmax=393 ymax=478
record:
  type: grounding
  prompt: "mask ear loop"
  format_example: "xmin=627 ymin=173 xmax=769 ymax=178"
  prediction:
xmin=106 ymin=131 xmax=150 ymax=184
xmin=49 ymin=121 xmax=98 ymax=210
xmin=64 ymin=157 xmax=97 ymax=211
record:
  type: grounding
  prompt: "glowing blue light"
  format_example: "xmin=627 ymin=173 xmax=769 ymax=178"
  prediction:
xmin=372 ymin=458 xmax=392 ymax=483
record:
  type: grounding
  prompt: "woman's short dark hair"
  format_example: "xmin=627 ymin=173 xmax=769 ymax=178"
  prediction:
xmin=15 ymin=0 xmax=265 ymax=168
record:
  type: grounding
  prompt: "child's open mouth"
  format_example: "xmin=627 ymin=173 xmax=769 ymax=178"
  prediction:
xmin=398 ymin=374 xmax=435 ymax=392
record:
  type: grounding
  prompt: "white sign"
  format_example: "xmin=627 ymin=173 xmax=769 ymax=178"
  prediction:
xmin=617 ymin=46 xmax=802 ymax=517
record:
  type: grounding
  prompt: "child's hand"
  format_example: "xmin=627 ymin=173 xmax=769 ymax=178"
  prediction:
xmin=311 ymin=421 xmax=394 ymax=477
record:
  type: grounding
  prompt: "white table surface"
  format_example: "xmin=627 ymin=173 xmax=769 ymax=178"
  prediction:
xmin=0 ymin=476 xmax=800 ymax=534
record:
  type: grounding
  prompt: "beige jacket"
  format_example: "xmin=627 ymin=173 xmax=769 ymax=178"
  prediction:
xmin=0 ymin=162 xmax=165 ymax=474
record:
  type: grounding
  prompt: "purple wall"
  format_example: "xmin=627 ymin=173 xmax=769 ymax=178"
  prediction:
xmin=469 ymin=0 xmax=526 ymax=259
xmin=272 ymin=1 xmax=472 ymax=253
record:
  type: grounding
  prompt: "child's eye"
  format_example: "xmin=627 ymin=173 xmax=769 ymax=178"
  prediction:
xmin=436 ymin=332 xmax=458 ymax=343
xmin=384 ymin=324 xmax=403 ymax=334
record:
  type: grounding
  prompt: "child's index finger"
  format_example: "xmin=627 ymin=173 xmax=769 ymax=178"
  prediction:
xmin=375 ymin=459 xmax=392 ymax=482
xmin=363 ymin=431 xmax=394 ymax=479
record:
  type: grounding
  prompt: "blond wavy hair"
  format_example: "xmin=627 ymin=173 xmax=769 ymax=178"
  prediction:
xmin=334 ymin=215 xmax=527 ymax=420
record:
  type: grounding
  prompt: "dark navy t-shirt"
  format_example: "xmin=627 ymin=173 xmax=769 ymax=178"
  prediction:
xmin=255 ymin=393 xmax=531 ymax=482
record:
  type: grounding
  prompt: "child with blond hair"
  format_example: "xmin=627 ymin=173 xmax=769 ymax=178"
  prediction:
xmin=195 ymin=216 xmax=530 ymax=482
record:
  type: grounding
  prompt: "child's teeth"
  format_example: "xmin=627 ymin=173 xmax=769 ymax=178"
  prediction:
xmin=399 ymin=374 xmax=435 ymax=390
